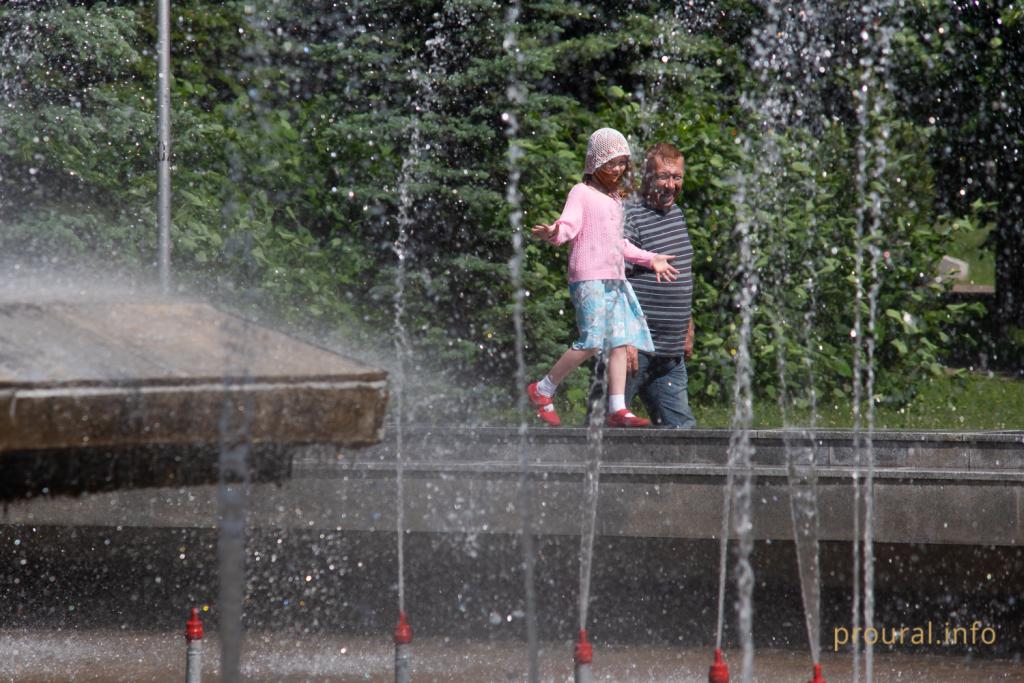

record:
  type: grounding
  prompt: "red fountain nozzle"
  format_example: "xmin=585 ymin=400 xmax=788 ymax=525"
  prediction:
xmin=708 ymin=647 xmax=729 ymax=683
xmin=574 ymin=629 xmax=593 ymax=665
xmin=185 ymin=607 xmax=204 ymax=642
xmin=808 ymin=662 xmax=827 ymax=683
xmin=394 ymin=611 xmax=413 ymax=645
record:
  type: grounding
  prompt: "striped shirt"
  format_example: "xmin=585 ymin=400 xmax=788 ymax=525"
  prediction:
xmin=624 ymin=201 xmax=693 ymax=357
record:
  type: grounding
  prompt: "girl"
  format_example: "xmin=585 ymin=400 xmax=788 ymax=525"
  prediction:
xmin=528 ymin=128 xmax=678 ymax=427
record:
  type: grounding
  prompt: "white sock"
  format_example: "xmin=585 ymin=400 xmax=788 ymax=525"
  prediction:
xmin=537 ymin=375 xmax=558 ymax=397
xmin=608 ymin=394 xmax=627 ymax=413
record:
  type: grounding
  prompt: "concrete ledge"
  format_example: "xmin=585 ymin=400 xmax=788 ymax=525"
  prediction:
xmin=6 ymin=427 xmax=1022 ymax=546
xmin=346 ymin=426 xmax=1023 ymax=471
xmin=0 ymin=443 xmax=293 ymax=500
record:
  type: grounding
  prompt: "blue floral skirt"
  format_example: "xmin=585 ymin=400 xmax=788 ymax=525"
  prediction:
xmin=569 ymin=279 xmax=654 ymax=353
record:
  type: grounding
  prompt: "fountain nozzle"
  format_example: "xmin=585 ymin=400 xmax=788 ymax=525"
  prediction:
xmin=394 ymin=611 xmax=413 ymax=644
xmin=808 ymin=662 xmax=827 ymax=683
xmin=185 ymin=608 xmax=204 ymax=683
xmin=186 ymin=607 xmax=204 ymax=642
xmin=393 ymin=612 xmax=413 ymax=683
xmin=708 ymin=648 xmax=729 ymax=683
xmin=574 ymin=629 xmax=593 ymax=664
xmin=573 ymin=629 xmax=594 ymax=682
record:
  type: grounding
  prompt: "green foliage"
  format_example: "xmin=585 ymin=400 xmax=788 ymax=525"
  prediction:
xmin=892 ymin=0 xmax=1024 ymax=325
xmin=0 ymin=0 xmax=999 ymax=421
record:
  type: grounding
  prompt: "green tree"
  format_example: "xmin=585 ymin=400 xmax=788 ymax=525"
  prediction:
xmin=0 ymin=0 xmax=984 ymax=420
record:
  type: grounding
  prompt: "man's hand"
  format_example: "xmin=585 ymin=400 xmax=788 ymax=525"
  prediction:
xmin=531 ymin=223 xmax=557 ymax=240
xmin=651 ymin=254 xmax=679 ymax=282
xmin=684 ymin=318 xmax=694 ymax=360
xmin=626 ymin=345 xmax=638 ymax=374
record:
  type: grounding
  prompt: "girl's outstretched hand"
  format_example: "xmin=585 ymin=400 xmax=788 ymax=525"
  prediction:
xmin=651 ymin=254 xmax=679 ymax=282
xmin=531 ymin=223 xmax=557 ymax=240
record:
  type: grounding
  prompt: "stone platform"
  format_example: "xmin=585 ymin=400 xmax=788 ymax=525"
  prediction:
xmin=0 ymin=300 xmax=388 ymax=498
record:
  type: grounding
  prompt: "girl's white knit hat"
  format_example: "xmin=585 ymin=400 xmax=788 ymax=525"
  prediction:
xmin=584 ymin=128 xmax=631 ymax=174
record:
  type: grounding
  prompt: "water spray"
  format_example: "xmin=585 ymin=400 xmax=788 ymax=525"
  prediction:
xmin=503 ymin=4 xmax=539 ymax=680
xmin=707 ymin=647 xmax=729 ymax=683
xmin=391 ymin=71 xmax=418 ymax=683
xmin=217 ymin=377 xmax=253 ymax=683
xmin=573 ymin=628 xmax=593 ymax=683
xmin=185 ymin=607 xmax=203 ymax=683
xmin=393 ymin=611 xmax=413 ymax=683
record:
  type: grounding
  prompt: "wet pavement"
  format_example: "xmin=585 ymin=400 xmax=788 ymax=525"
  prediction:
xmin=2 ymin=631 xmax=1021 ymax=682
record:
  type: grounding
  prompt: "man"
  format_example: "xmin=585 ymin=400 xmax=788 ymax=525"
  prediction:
xmin=622 ymin=142 xmax=697 ymax=428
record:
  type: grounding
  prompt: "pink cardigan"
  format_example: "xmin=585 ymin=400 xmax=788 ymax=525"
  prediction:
xmin=545 ymin=183 xmax=656 ymax=283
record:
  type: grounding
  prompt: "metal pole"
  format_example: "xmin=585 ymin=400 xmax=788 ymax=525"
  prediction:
xmin=186 ymin=640 xmax=202 ymax=683
xmin=157 ymin=0 xmax=172 ymax=295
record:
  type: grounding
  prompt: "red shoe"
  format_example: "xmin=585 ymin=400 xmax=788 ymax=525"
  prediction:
xmin=605 ymin=409 xmax=650 ymax=428
xmin=527 ymin=382 xmax=561 ymax=426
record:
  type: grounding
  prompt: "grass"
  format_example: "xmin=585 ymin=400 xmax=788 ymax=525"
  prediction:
xmin=528 ymin=367 xmax=1023 ymax=432
xmin=946 ymin=225 xmax=995 ymax=287
xmin=692 ymin=372 xmax=1024 ymax=430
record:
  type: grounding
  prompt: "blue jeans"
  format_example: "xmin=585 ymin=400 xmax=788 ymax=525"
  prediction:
xmin=625 ymin=353 xmax=697 ymax=429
